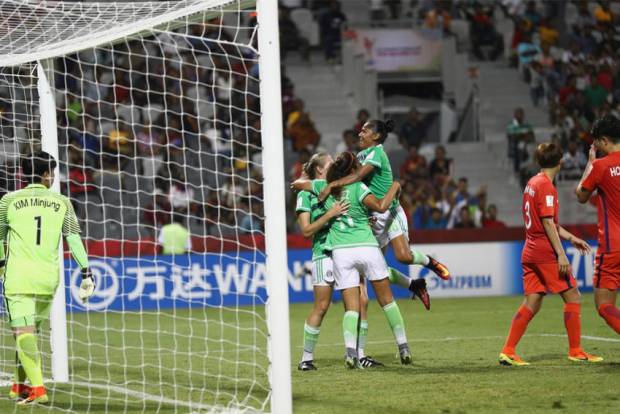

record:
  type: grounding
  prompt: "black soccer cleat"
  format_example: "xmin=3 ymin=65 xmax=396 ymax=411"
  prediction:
xmin=409 ymin=278 xmax=431 ymax=310
xmin=359 ymin=356 xmax=384 ymax=368
xmin=298 ymin=360 xmax=317 ymax=371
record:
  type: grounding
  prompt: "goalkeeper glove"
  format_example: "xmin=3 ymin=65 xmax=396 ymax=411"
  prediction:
xmin=79 ymin=268 xmax=96 ymax=303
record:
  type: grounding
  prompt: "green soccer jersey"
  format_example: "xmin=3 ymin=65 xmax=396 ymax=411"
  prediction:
xmin=311 ymin=180 xmax=378 ymax=250
xmin=0 ymin=184 xmax=82 ymax=295
xmin=356 ymin=144 xmax=397 ymax=207
xmin=295 ymin=188 xmax=330 ymax=260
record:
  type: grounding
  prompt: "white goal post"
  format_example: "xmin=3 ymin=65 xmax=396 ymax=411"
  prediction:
xmin=0 ymin=1 xmax=291 ymax=412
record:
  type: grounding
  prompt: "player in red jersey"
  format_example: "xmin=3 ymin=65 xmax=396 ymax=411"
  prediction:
xmin=576 ymin=115 xmax=620 ymax=335
xmin=500 ymin=143 xmax=602 ymax=366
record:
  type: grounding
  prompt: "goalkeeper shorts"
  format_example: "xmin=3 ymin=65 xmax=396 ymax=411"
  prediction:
xmin=4 ymin=295 xmax=54 ymax=329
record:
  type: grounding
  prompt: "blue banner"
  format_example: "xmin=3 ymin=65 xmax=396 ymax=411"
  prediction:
xmin=64 ymin=240 xmax=599 ymax=312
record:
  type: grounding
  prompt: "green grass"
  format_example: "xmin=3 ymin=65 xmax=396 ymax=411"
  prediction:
xmin=0 ymin=294 xmax=618 ymax=413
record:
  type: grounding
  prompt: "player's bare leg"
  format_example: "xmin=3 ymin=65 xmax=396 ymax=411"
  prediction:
xmin=499 ymin=294 xmax=543 ymax=366
xmin=341 ymin=287 xmax=361 ymax=369
xmin=594 ymin=288 xmax=620 ymax=335
xmin=13 ymin=326 xmax=48 ymax=405
xmin=299 ymin=285 xmax=333 ymax=371
xmin=370 ymin=278 xmax=411 ymax=365
xmin=357 ymin=278 xmax=383 ymax=368
xmin=390 ymin=235 xmax=450 ymax=280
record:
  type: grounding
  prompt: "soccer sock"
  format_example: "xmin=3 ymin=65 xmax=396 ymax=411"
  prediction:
xmin=383 ymin=301 xmax=408 ymax=346
xmin=410 ymin=249 xmax=430 ymax=266
xmin=358 ymin=320 xmax=368 ymax=359
xmin=342 ymin=311 xmax=359 ymax=356
xmin=16 ymin=333 xmax=43 ymax=387
xmin=563 ymin=302 xmax=582 ymax=353
xmin=598 ymin=303 xmax=620 ymax=334
xmin=14 ymin=351 xmax=26 ymax=385
xmin=502 ymin=305 xmax=534 ymax=354
xmin=302 ymin=323 xmax=320 ymax=362
xmin=388 ymin=267 xmax=411 ymax=289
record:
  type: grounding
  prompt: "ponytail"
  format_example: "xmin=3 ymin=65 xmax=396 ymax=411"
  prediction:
xmin=326 ymin=151 xmax=360 ymax=198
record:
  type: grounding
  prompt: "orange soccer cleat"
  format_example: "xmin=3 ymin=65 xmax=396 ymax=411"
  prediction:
xmin=16 ymin=386 xmax=48 ymax=405
xmin=568 ymin=350 xmax=604 ymax=363
xmin=426 ymin=256 xmax=450 ymax=280
xmin=9 ymin=383 xmax=31 ymax=400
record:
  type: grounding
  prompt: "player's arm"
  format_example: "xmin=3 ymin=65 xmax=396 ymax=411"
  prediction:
xmin=318 ymin=164 xmax=375 ymax=202
xmin=62 ymin=198 xmax=95 ymax=302
xmin=558 ymin=226 xmax=591 ymax=254
xmin=576 ymin=145 xmax=598 ymax=204
xmin=362 ymin=181 xmax=400 ymax=213
xmin=290 ymin=179 xmax=312 ymax=192
xmin=0 ymin=196 xmax=8 ymax=275
xmin=541 ymin=218 xmax=570 ymax=274
xmin=297 ymin=202 xmax=349 ymax=238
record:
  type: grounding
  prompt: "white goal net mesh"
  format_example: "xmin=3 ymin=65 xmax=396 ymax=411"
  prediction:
xmin=0 ymin=1 xmax=277 ymax=412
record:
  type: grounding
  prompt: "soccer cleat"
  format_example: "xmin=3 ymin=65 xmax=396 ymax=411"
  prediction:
xmin=344 ymin=355 xmax=359 ymax=369
xmin=568 ymin=350 xmax=603 ymax=363
xmin=9 ymin=383 xmax=31 ymax=400
xmin=409 ymin=278 xmax=430 ymax=310
xmin=399 ymin=346 xmax=412 ymax=365
xmin=359 ymin=356 xmax=384 ymax=368
xmin=16 ymin=386 xmax=48 ymax=405
xmin=298 ymin=360 xmax=317 ymax=371
xmin=426 ymin=256 xmax=450 ymax=280
xmin=499 ymin=352 xmax=530 ymax=366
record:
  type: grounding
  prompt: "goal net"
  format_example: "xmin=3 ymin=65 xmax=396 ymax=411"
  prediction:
xmin=0 ymin=1 xmax=290 ymax=412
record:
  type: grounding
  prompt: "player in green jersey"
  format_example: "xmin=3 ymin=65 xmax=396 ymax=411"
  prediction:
xmin=317 ymin=119 xmax=451 ymax=285
xmin=316 ymin=152 xmax=413 ymax=368
xmin=296 ymin=153 xmax=404 ymax=369
xmin=0 ymin=151 xmax=95 ymax=405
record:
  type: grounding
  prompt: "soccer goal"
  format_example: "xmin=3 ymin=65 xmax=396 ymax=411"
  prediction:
xmin=0 ymin=0 xmax=291 ymax=412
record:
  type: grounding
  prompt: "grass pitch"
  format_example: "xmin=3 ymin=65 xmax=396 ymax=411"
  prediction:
xmin=0 ymin=294 xmax=618 ymax=413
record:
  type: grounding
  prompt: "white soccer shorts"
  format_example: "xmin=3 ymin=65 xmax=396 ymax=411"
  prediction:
xmin=370 ymin=204 xmax=409 ymax=248
xmin=331 ymin=246 xmax=389 ymax=291
xmin=311 ymin=257 xmax=335 ymax=287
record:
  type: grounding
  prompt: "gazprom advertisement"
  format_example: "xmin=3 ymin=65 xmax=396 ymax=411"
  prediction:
xmin=64 ymin=240 xmax=599 ymax=312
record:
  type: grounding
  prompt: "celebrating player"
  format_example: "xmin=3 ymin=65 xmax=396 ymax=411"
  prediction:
xmin=0 ymin=151 xmax=96 ymax=404
xmin=316 ymin=119 xmax=450 ymax=285
xmin=499 ymin=143 xmax=602 ymax=366
xmin=576 ymin=115 xmax=620 ymax=335
xmin=295 ymin=152 xmax=427 ymax=370
xmin=313 ymin=152 xmax=413 ymax=368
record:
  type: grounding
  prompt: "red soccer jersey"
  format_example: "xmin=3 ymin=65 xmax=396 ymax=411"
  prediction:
xmin=522 ymin=173 xmax=559 ymax=263
xmin=580 ymin=151 xmax=620 ymax=253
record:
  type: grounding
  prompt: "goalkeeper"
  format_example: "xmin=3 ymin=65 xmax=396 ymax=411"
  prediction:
xmin=0 ymin=151 xmax=95 ymax=405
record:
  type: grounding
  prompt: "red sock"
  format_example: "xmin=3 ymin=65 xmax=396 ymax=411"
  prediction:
xmin=502 ymin=305 xmax=534 ymax=354
xmin=563 ymin=302 xmax=581 ymax=353
xmin=598 ymin=304 xmax=620 ymax=334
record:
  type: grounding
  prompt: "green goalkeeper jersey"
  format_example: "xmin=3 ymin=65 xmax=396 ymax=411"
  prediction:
xmin=0 ymin=184 xmax=82 ymax=295
xmin=295 ymin=186 xmax=330 ymax=261
xmin=311 ymin=180 xmax=378 ymax=251
xmin=356 ymin=144 xmax=398 ymax=208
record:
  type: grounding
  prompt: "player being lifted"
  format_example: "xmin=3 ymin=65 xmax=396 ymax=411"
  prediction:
xmin=295 ymin=153 xmax=428 ymax=370
xmin=316 ymin=120 xmax=450 ymax=286
xmin=315 ymin=152 xmax=412 ymax=367
xmin=499 ymin=143 xmax=602 ymax=366
xmin=0 ymin=151 xmax=96 ymax=404
xmin=576 ymin=115 xmax=620 ymax=335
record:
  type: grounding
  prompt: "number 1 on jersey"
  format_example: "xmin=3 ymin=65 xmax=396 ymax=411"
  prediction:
xmin=34 ymin=216 xmax=42 ymax=245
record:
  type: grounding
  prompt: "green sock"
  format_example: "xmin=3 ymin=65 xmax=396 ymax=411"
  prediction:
xmin=14 ymin=351 xmax=26 ymax=384
xmin=342 ymin=311 xmax=359 ymax=352
xmin=16 ymin=333 xmax=43 ymax=387
xmin=383 ymin=301 xmax=408 ymax=346
xmin=302 ymin=323 xmax=320 ymax=362
xmin=388 ymin=267 xmax=411 ymax=289
xmin=411 ymin=249 xmax=430 ymax=266
xmin=358 ymin=320 xmax=368 ymax=358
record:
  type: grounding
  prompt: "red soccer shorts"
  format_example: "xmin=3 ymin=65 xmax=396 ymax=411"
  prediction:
xmin=594 ymin=251 xmax=620 ymax=290
xmin=522 ymin=262 xmax=576 ymax=295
